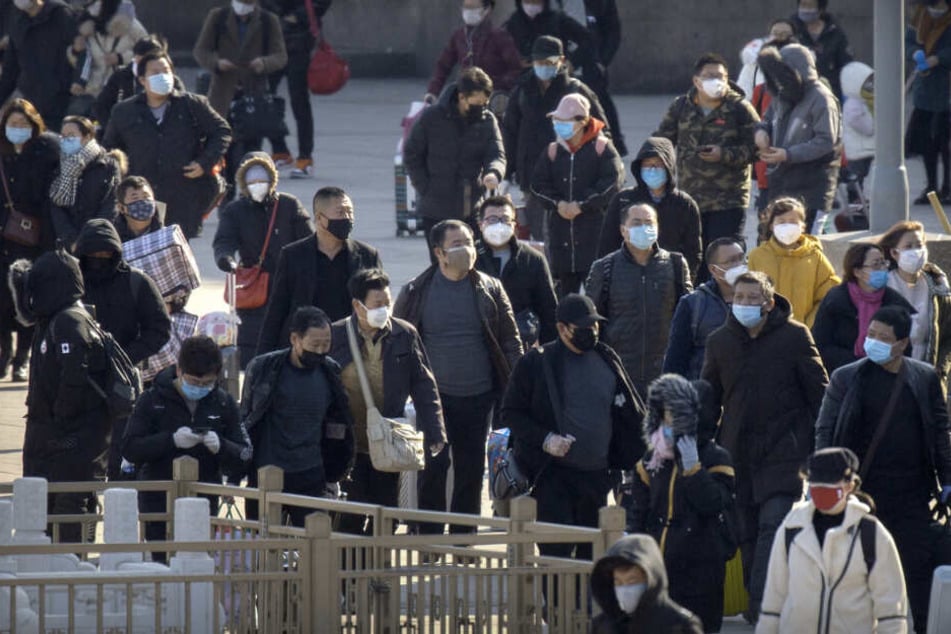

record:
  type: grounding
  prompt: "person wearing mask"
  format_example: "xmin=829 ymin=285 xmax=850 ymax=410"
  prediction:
xmin=906 ymin=1 xmax=951 ymax=204
xmin=501 ymin=35 xmax=607 ymax=240
xmin=212 ymin=152 xmax=312 ymax=367
xmin=663 ymin=237 xmax=746 ymax=380
xmin=424 ymin=0 xmax=523 ymax=102
xmin=502 ymin=293 xmax=645 ymax=561
xmin=757 ymin=447 xmax=908 ymax=634
xmin=625 ymin=376 xmax=734 ymax=633
xmin=256 ymin=186 xmax=381 ymax=354
xmin=701 ymin=271 xmax=828 ymax=622
xmin=748 ymin=197 xmax=838 ymax=328
xmin=840 ymin=61 xmax=875 ymax=195
xmin=590 ymin=534 xmax=703 ymax=633
xmin=329 ymin=269 xmax=447 ymax=535
xmin=403 ymin=67 xmax=506 ymax=254
xmin=790 ymin=0 xmax=853 ymax=100
xmin=0 ymin=0 xmax=77 ymax=129
xmin=586 ymin=203 xmax=692 ymax=398
xmin=811 ymin=244 xmax=914 ymax=375
xmin=103 ymin=51 xmax=231 ymax=240
xmin=0 ymin=99 xmax=59 ymax=381
xmin=475 ymin=195 xmax=558 ymax=347
xmin=394 ymin=219 xmax=522 ymax=535
xmin=879 ymin=220 xmax=951 ymax=393
xmin=49 ymin=115 xmax=126 ymax=248
xmin=654 ymin=53 xmax=760 ymax=281
xmin=531 ymin=92 xmax=623 ymax=296
xmin=597 ymin=136 xmax=702 ymax=276
xmin=113 ymin=175 xmax=163 ymax=242
xmin=755 ymin=43 xmax=842 ymax=234
xmin=816 ymin=306 xmax=951 ymax=633
xmin=240 ymin=307 xmax=354 ymax=527
xmin=74 ymin=217 xmax=170 ymax=480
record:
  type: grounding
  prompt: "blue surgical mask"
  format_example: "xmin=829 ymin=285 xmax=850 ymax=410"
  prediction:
xmin=147 ymin=72 xmax=175 ymax=96
xmin=863 ymin=337 xmax=894 ymax=365
xmin=180 ymin=379 xmax=213 ymax=401
xmin=614 ymin=582 xmax=647 ymax=614
xmin=662 ymin=426 xmax=674 ymax=441
xmin=732 ymin=303 xmax=765 ymax=328
xmin=627 ymin=225 xmax=657 ymax=250
xmin=533 ymin=64 xmax=558 ymax=81
xmin=868 ymin=269 xmax=889 ymax=290
xmin=5 ymin=126 xmax=30 ymax=146
xmin=640 ymin=166 xmax=667 ymax=190
xmin=60 ymin=137 xmax=83 ymax=156
xmin=553 ymin=120 xmax=576 ymax=140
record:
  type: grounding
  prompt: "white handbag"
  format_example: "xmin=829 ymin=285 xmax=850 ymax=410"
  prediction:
xmin=346 ymin=317 xmax=426 ymax=472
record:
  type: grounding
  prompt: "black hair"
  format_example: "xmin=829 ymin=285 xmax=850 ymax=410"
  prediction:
xmin=178 ymin=335 xmax=222 ymax=376
xmin=478 ymin=195 xmax=516 ymax=219
xmin=136 ymin=51 xmax=173 ymax=79
xmin=61 ymin=115 xmax=96 ymax=137
xmin=117 ymin=175 xmax=152 ymax=204
xmin=870 ymin=306 xmax=913 ymax=341
xmin=693 ymin=52 xmax=729 ymax=76
xmin=348 ymin=268 xmax=390 ymax=303
xmin=132 ymin=34 xmax=167 ymax=57
xmin=289 ymin=306 xmax=330 ymax=335
xmin=798 ymin=0 xmax=829 ymax=11
xmin=457 ymin=66 xmax=493 ymax=98
xmin=430 ymin=219 xmax=472 ymax=250
xmin=620 ymin=202 xmax=657 ymax=225
xmin=842 ymin=243 xmax=883 ymax=284
xmin=312 ymin=186 xmax=347 ymax=212
xmin=705 ymin=237 xmax=744 ymax=265
xmin=733 ymin=270 xmax=775 ymax=303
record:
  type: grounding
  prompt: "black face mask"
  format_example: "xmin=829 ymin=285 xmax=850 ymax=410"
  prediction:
xmin=324 ymin=217 xmax=353 ymax=241
xmin=465 ymin=105 xmax=486 ymax=123
xmin=570 ymin=327 xmax=598 ymax=352
xmin=299 ymin=349 xmax=326 ymax=369
xmin=82 ymin=256 xmax=117 ymax=281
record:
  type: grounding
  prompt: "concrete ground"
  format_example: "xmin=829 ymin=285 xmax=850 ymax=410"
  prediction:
xmin=0 ymin=77 xmax=933 ymax=633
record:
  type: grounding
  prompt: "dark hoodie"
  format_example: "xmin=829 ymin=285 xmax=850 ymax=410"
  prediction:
xmin=590 ymin=534 xmax=703 ymax=634
xmin=74 ymin=218 xmax=170 ymax=365
xmin=597 ymin=137 xmax=702 ymax=274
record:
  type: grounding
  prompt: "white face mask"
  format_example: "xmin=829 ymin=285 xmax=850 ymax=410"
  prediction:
xmin=772 ymin=222 xmax=803 ymax=246
xmin=462 ymin=8 xmax=485 ymax=26
xmin=131 ymin=60 xmax=138 ymax=78
xmin=701 ymin=78 xmax=726 ymax=100
xmin=523 ymin=3 xmax=543 ymax=18
xmin=363 ymin=303 xmax=390 ymax=329
xmin=722 ymin=264 xmax=748 ymax=286
xmin=614 ymin=583 xmax=647 ymax=614
xmin=247 ymin=182 xmax=269 ymax=202
xmin=88 ymin=0 xmax=102 ymax=17
xmin=13 ymin=0 xmax=33 ymax=11
xmin=232 ymin=0 xmax=255 ymax=16
xmin=898 ymin=247 xmax=927 ymax=274
xmin=482 ymin=222 xmax=514 ymax=247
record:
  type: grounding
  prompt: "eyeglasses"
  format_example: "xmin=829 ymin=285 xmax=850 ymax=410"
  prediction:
xmin=861 ymin=260 xmax=888 ymax=271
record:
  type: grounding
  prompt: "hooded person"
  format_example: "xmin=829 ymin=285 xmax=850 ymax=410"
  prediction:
xmin=212 ymin=151 xmax=313 ymax=368
xmin=839 ymin=61 xmax=874 ymax=186
xmin=623 ymin=374 xmax=735 ymax=633
xmin=597 ymin=137 xmax=702 ymax=275
xmin=591 ymin=533 xmax=704 ymax=634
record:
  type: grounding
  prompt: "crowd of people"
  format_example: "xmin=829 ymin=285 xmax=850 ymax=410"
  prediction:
xmin=0 ymin=0 xmax=949 ymax=632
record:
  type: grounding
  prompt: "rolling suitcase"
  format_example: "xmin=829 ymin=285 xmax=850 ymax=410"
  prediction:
xmin=928 ymin=565 xmax=951 ymax=633
xmin=220 ymin=272 xmax=241 ymax=401
xmin=395 ymin=101 xmax=427 ymax=237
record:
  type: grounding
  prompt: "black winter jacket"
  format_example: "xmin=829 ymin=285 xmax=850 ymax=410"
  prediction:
xmin=505 ymin=0 xmax=598 ymax=71
xmin=476 ymin=237 xmax=558 ymax=345
xmin=502 ymin=68 xmax=607 ymax=186
xmin=115 ymin=212 xmax=163 ymax=243
xmin=531 ymin=122 xmax=623 ymax=276
xmin=257 ymin=236 xmax=381 ymax=354
xmin=701 ymin=295 xmax=829 ymax=504
xmin=240 ymin=349 xmax=354 ymax=482
xmin=261 ymin=0 xmax=330 ymax=53
xmin=122 ymin=365 xmax=251 ymax=483
xmin=74 ymin=218 xmax=170 ymax=365
xmin=50 ymin=148 xmax=125 ymax=247
xmin=598 ymin=137 xmax=702 ymax=275
xmin=0 ymin=133 xmax=61 ymax=259
xmin=402 ymin=85 xmax=506 ymax=221
xmin=94 ymin=64 xmax=186 ymax=133
xmin=501 ymin=339 xmax=646 ymax=480
xmin=567 ymin=0 xmax=621 ymax=65
xmin=791 ymin=12 xmax=853 ymax=100
xmin=102 ymin=90 xmax=231 ymax=239
xmin=662 ymin=280 xmax=729 ymax=380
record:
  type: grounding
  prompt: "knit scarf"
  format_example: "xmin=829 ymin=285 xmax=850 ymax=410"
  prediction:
xmin=50 ymin=140 xmax=103 ymax=208
xmin=848 ymin=281 xmax=885 ymax=358
xmin=645 ymin=427 xmax=675 ymax=473
xmin=915 ymin=6 xmax=951 ymax=55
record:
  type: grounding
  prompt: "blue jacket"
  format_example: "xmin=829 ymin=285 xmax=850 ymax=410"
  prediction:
xmin=907 ymin=13 xmax=951 ymax=113
xmin=662 ymin=280 xmax=729 ymax=380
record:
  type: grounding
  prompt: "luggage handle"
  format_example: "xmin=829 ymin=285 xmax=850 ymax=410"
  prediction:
xmin=226 ymin=271 xmax=240 ymax=348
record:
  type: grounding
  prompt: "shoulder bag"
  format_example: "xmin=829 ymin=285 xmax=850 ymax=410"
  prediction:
xmin=223 ymin=198 xmax=278 ymax=310
xmin=0 ymin=157 xmax=40 ymax=247
xmin=304 ymin=0 xmax=350 ymax=95
xmin=346 ymin=316 xmax=425 ymax=472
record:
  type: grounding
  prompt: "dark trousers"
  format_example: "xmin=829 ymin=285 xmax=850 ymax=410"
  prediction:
xmin=337 ymin=452 xmax=400 ymax=535
xmin=522 ymin=192 xmax=547 ymax=242
xmin=586 ymin=70 xmax=626 ymax=156
xmin=268 ymin=45 xmax=314 ymax=160
xmin=737 ymin=493 xmax=795 ymax=614
xmin=534 ymin=464 xmax=610 ymax=560
xmin=105 ymin=416 xmax=131 ymax=481
xmin=669 ymin=561 xmax=725 ymax=633
xmin=553 ymin=272 xmax=586 ymax=299
xmin=225 ymin=135 xmax=263 ymax=193
xmin=697 ymin=206 xmax=747 ymax=283
xmin=140 ymin=488 xmax=219 ymax=561
xmin=0 ymin=283 xmax=31 ymax=370
xmin=41 ymin=458 xmax=98 ymax=544
xmin=416 ymin=391 xmax=495 ymax=535
xmin=245 ymin=465 xmax=326 ymax=528
xmin=908 ymin=108 xmax=950 ymax=193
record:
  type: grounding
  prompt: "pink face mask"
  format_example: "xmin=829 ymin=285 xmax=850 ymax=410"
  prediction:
xmin=810 ymin=485 xmax=845 ymax=512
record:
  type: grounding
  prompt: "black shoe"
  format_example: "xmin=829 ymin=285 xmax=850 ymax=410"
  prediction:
xmin=914 ymin=191 xmax=932 ymax=205
xmin=12 ymin=366 xmax=26 ymax=382
xmin=940 ymin=189 xmax=951 ymax=204
xmin=0 ymin=356 xmax=9 ymax=380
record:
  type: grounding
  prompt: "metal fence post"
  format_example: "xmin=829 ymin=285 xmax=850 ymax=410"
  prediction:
xmin=171 ymin=457 xmax=199 ymax=540
xmin=306 ymin=511 xmax=335 ymax=632
xmin=507 ymin=496 xmax=537 ymax=633
xmin=256 ymin=465 xmax=284 ymax=537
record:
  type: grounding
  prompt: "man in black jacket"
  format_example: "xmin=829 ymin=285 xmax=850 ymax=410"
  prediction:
xmin=815 ymin=305 xmax=951 ymax=633
xmin=475 ymin=195 xmax=557 ymax=346
xmin=790 ymin=0 xmax=853 ymax=100
xmin=74 ymin=218 xmax=171 ymax=480
xmin=403 ymin=66 xmax=506 ymax=254
xmin=0 ymin=0 xmax=76 ymax=128
xmin=257 ymin=186 xmax=380 ymax=354
xmin=501 ymin=293 xmax=645 ymax=560
xmin=505 ymin=0 xmax=597 ymax=81
xmin=394 ymin=219 xmax=522 ymax=534
xmin=330 ymin=269 xmax=447 ymax=535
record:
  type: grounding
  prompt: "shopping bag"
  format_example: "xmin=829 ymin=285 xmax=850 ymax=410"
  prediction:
xmin=722 ymin=548 xmax=749 ymax=616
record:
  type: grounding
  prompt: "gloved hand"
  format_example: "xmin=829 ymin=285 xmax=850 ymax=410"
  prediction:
xmin=677 ymin=436 xmax=699 ymax=472
xmin=217 ymin=257 xmax=237 ymax=273
xmin=542 ymin=433 xmax=575 ymax=457
xmin=941 ymin=485 xmax=951 ymax=505
xmin=914 ymin=49 xmax=930 ymax=72
xmin=173 ymin=426 xmax=202 ymax=449
xmin=203 ymin=430 xmax=221 ymax=455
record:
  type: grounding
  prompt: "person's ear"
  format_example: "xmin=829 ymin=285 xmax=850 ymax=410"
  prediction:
xmin=895 ymin=337 xmax=910 ymax=355
xmin=764 ymin=297 xmax=776 ymax=313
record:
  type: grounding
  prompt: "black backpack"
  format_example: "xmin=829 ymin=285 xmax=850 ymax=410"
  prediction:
xmin=785 ymin=517 xmax=877 ymax=572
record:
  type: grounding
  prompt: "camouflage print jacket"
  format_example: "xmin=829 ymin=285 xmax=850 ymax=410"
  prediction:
xmin=653 ymin=85 xmax=760 ymax=213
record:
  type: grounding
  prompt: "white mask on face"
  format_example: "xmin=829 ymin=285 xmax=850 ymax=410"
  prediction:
xmin=614 ymin=583 xmax=647 ymax=614
xmin=363 ymin=303 xmax=390 ymax=329
xmin=898 ymin=247 xmax=927 ymax=274
xmin=772 ymin=222 xmax=803 ymax=246
xmin=462 ymin=8 xmax=485 ymax=26
xmin=232 ymin=0 xmax=255 ymax=16
xmin=247 ymin=182 xmax=269 ymax=202
xmin=722 ymin=264 xmax=748 ymax=286
xmin=482 ymin=222 xmax=514 ymax=247
xmin=13 ymin=0 xmax=33 ymax=11
xmin=522 ymin=3 xmax=543 ymax=18
xmin=701 ymin=78 xmax=726 ymax=100
xmin=88 ymin=0 xmax=102 ymax=17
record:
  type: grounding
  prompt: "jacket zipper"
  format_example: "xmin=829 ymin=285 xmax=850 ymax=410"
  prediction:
xmin=569 ymin=153 xmax=576 ymax=272
xmin=640 ymin=270 xmax=647 ymax=380
xmin=659 ymin=464 xmax=678 ymax=554
xmin=816 ymin=574 xmax=826 ymax=633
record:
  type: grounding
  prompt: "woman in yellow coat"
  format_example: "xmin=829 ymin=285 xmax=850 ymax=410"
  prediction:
xmin=749 ymin=197 xmax=839 ymax=327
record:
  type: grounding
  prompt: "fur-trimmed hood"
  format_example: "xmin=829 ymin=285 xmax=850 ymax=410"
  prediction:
xmin=8 ymin=249 xmax=84 ymax=326
xmin=234 ymin=151 xmax=278 ymax=199
xmin=643 ymin=373 xmax=699 ymax=437
xmin=79 ymin=0 xmax=138 ymax=37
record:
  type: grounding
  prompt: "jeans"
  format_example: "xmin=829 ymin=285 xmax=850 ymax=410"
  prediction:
xmin=416 ymin=391 xmax=495 ymax=535
xmin=337 ymin=453 xmax=399 ymax=535
xmin=738 ymin=493 xmax=796 ymax=614
xmin=553 ymin=272 xmax=586 ymax=299
xmin=698 ymin=207 xmax=747 ymax=283
xmin=268 ymin=45 xmax=314 ymax=160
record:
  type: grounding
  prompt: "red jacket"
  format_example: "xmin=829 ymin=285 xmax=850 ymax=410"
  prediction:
xmin=427 ymin=19 xmax=524 ymax=95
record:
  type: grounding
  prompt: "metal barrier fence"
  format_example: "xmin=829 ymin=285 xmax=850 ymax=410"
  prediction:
xmin=0 ymin=457 xmax=627 ymax=633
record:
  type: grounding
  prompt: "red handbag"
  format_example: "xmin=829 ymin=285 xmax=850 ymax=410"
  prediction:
xmin=224 ymin=199 xmax=278 ymax=310
xmin=305 ymin=0 xmax=350 ymax=95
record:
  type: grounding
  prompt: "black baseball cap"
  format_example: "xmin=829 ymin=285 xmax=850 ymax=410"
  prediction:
xmin=556 ymin=294 xmax=606 ymax=328
xmin=806 ymin=447 xmax=860 ymax=484
xmin=532 ymin=35 xmax=564 ymax=60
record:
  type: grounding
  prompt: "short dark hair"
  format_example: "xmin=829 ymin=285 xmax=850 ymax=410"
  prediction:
xmin=137 ymin=51 xmax=173 ymax=78
xmin=733 ymin=270 xmax=774 ymax=302
xmin=289 ymin=306 xmax=330 ymax=336
xmin=132 ymin=34 xmax=167 ymax=57
xmin=798 ymin=0 xmax=828 ymax=11
xmin=61 ymin=115 xmax=96 ymax=137
xmin=705 ymin=237 xmax=744 ymax=265
xmin=430 ymin=219 xmax=472 ymax=250
xmin=870 ymin=305 xmax=912 ymax=341
xmin=117 ymin=175 xmax=152 ymax=204
xmin=694 ymin=52 xmax=729 ymax=75
xmin=348 ymin=268 xmax=390 ymax=303
xmin=479 ymin=195 xmax=515 ymax=219
xmin=842 ymin=243 xmax=882 ymax=284
xmin=878 ymin=220 xmax=925 ymax=268
xmin=457 ymin=66 xmax=493 ymax=98
xmin=178 ymin=335 xmax=222 ymax=376
xmin=312 ymin=186 xmax=347 ymax=212
xmin=621 ymin=202 xmax=656 ymax=225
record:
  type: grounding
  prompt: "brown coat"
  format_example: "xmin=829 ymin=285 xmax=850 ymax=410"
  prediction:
xmin=192 ymin=6 xmax=287 ymax=117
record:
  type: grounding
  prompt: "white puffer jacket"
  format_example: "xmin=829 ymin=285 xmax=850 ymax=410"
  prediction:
xmin=736 ymin=37 xmax=765 ymax=99
xmin=757 ymin=499 xmax=907 ymax=634
xmin=840 ymin=61 xmax=875 ymax=161
xmin=68 ymin=1 xmax=148 ymax=97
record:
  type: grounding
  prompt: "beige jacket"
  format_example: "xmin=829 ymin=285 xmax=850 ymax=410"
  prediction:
xmin=69 ymin=9 xmax=147 ymax=97
xmin=757 ymin=499 xmax=908 ymax=634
